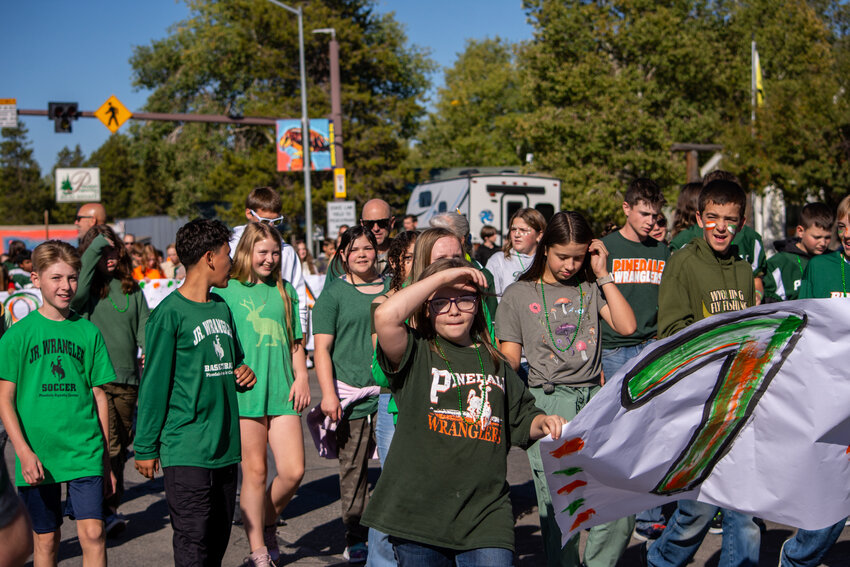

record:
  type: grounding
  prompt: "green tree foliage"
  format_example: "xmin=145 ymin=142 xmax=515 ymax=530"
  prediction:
xmin=85 ymin=135 xmax=140 ymax=221
xmin=414 ymin=38 xmax=525 ymax=169
xmin=0 ymin=122 xmax=51 ymax=225
xmin=123 ymin=0 xmax=433 ymax=228
xmin=519 ymin=0 xmax=850 ymax=226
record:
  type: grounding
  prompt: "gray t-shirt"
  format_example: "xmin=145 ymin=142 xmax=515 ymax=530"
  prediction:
xmin=496 ymin=279 xmax=606 ymax=388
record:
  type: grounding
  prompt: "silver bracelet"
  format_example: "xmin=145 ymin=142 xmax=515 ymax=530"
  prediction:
xmin=596 ymin=273 xmax=614 ymax=287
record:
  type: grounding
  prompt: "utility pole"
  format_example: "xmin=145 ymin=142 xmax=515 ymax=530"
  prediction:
xmin=267 ymin=0 xmax=314 ymax=251
xmin=313 ymin=28 xmax=343 ymax=168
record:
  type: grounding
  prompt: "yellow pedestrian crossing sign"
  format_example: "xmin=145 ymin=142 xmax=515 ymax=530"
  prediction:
xmin=94 ymin=95 xmax=132 ymax=133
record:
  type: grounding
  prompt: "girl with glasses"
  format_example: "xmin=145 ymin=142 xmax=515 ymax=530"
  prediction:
xmin=363 ymin=257 xmax=565 ymax=566
xmin=313 ymin=226 xmax=387 ymax=563
xmin=494 ymin=211 xmax=636 ymax=567
xmin=486 ymin=208 xmax=546 ymax=299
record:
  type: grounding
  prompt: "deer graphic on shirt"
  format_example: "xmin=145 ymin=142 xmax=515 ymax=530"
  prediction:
xmin=240 ymin=297 xmax=285 ymax=347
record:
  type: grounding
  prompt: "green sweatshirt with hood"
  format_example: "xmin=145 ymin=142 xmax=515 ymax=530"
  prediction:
xmin=762 ymin=238 xmax=810 ymax=302
xmin=658 ymin=238 xmax=756 ymax=339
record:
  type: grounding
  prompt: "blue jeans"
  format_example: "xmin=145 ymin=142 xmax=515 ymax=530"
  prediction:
xmin=601 ymin=343 xmax=664 ymax=531
xmin=647 ymin=501 xmax=760 ymax=567
xmin=367 ymin=394 xmax=398 ymax=567
xmin=780 ymin=518 xmax=845 ymax=567
xmin=390 ymin=538 xmax=513 ymax=567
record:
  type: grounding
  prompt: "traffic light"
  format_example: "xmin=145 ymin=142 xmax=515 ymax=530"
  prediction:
xmin=47 ymin=102 xmax=79 ymax=133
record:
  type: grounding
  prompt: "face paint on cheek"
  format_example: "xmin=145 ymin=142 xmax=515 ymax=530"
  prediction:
xmin=839 ymin=226 xmax=846 ymax=237
xmin=704 ymin=222 xmax=717 ymax=230
xmin=727 ymin=224 xmax=737 ymax=235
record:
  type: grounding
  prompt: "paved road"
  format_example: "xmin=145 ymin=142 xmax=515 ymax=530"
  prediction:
xmin=7 ymin=371 xmax=850 ymax=566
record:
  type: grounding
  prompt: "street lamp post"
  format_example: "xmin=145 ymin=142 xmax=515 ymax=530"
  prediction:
xmin=312 ymin=28 xmax=343 ymax=169
xmin=267 ymin=0 xmax=314 ymax=251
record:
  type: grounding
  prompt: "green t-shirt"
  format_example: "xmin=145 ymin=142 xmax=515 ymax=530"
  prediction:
xmin=134 ymin=291 xmax=243 ymax=468
xmin=312 ymin=276 xmax=387 ymax=419
xmin=362 ymin=331 xmax=542 ymax=551
xmin=0 ymin=311 xmax=116 ymax=486
xmin=71 ymin=235 xmax=149 ymax=385
xmin=600 ymin=232 xmax=670 ymax=348
xmin=798 ymin=251 xmax=850 ymax=299
xmin=671 ymin=225 xmax=766 ymax=277
xmin=213 ymin=279 xmax=303 ymax=417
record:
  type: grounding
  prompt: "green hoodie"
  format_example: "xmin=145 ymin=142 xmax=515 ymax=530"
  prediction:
xmin=658 ymin=238 xmax=756 ymax=338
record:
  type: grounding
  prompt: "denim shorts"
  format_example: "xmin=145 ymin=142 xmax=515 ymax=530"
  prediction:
xmin=19 ymin=476 xmax=104 ymax=533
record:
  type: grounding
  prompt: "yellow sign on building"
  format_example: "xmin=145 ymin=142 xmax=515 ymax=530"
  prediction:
xmin=94 ymin=95 xmax=132 ymax=133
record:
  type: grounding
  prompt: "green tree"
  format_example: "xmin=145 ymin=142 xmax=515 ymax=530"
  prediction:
xmin=723 ymin=0 xmax=850 ymax=207
xmin=518 ymin=0 xmax=850 ymax=225
xmin=0 ymin=122 xmax=50 ymax=225
xmin=125 ymin=0 xmax=433 ymax=229
xmin=414 ymin=38 xmax=525 ymax=169
xmin=86 ymin=134 xmax=141 ymax=220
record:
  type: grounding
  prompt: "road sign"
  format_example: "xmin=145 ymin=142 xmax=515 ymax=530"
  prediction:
xmin=94 ymin=95 xmax=132 ymax=133
xmin=334 ymin=167 xmax=347 ymax=199
xmin=56 ymin=168 xmax=100 ymax=203
xmin=327 ymin=200 xmax=356 ymax=237
xmin=0 ymin=99 xmax=17 ymax=128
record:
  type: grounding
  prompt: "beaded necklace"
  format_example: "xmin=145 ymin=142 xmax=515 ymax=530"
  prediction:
xmin=435 ymin=336 xmax=487 ymax=425
xmin=109 ymin=293 xmax=129 ymax=313
xmin=842 ymin=253 xmax=847 ymax=296
xmin=795 ymin=255 xmax=803 ymax=277
xmin=540 ymin=278 xmax=583 ymax=352
xmin=515 ymin=251 xmax=526 ymax=271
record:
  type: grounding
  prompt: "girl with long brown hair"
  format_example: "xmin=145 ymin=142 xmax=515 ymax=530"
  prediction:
xmin=74 ymin=225 xmax=150 ymax=536
xmin=495 ymin=211 xmax=636 ymax=567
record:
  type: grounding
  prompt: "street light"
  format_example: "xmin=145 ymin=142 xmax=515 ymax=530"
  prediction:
xmin=312 ymin=28 xmax=343 ymax=169
xmin=266 ymin=0 xmax=314 ymax=251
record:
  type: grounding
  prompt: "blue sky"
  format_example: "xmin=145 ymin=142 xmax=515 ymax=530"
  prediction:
xmin=1 ymin=0 xmax=533 ymax=173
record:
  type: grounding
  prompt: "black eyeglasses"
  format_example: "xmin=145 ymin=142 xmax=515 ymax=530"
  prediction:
xmin=428 ymin=295 xmax=478 ymax=315
xmin=655 ymin=217 xmax=668 ymax=228
xmin=75 ymin=215 xmax=94 ymax=222
xmin=360 ymin=218 xmax=392 ymax=230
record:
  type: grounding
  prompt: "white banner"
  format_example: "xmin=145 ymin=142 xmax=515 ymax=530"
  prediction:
xmin=541 ymin=299 xmax=850 ymax=542
xmin=0 ymin=279 xmax=180 ymax=321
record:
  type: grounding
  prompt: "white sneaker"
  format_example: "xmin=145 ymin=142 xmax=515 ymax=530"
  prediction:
xmin=246 ymin=547 xmax=273 ymax=567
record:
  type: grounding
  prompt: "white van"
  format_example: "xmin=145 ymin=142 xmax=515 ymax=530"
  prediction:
xmin=405 ymin=171 xmax=561 ymax=244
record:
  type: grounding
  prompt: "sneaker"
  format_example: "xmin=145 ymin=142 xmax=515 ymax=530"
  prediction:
xmin=104 ymin=513 xmax=127 ymax=538
xmin=709 ymin=511 xmax=723 ymax=534
xmin=343 ymin=542 xmax=367 ymax=564
xmin=633 ymin=523 xmax=666 ymax=541
xmin=263 ymin=525 xmax=281 ymax=563
xmin=246 ymin=547 xmax=273 ymax=567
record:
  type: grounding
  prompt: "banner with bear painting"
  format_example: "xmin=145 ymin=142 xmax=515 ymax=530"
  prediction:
xmin=540 ymin=299 xmax=850 ymax=543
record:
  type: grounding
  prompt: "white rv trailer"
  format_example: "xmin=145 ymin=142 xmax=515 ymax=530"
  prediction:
xmin=405 ymin=172 xmax=561 ymax=244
